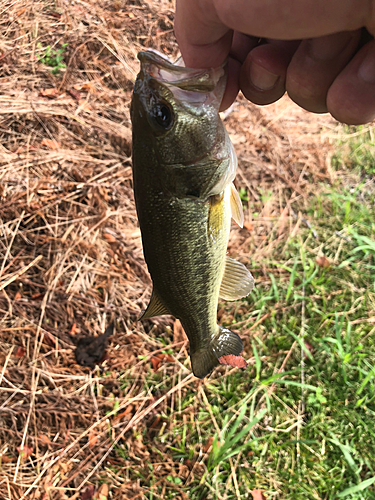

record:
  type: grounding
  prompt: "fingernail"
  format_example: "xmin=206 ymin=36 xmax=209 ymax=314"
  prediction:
xmin=358 ymin=49 xmax=375 ymax=83
xmin=249 ymin=62 xmax=279 ymax=91
xmin=308 ymin=32 xmax=354 ymax=61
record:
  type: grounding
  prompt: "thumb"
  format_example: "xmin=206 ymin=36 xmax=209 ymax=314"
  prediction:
xmin=175 ymin=0 xmax=232 ymax=68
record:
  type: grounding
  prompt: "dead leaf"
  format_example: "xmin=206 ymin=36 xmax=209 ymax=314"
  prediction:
xmin=43 ymin=330 xmax=57 ymax=347
xmin=71 ymin=168 xmax=85 ymax=182
xmin=40 ymin=88 xmax=58 ymax=98
xmin=14 ymin=145 xmax=38 ymax=153
xmin=151 ymin=353 xmax=174 ymax=371
xmin=78 ymin=100 xmax=92 ymax=111
xmin=68 ymin=88 xmax=81 ymax=101
xmin=151 ymin=355 xmax=162 ymax=371
xmin=70 ymin=323 xmax=78 ymax=336
xmin=81 ymin=485 xmax=96 ymax=500
xmin=39 ymin=434 xmax=50 ymax=446
xmin=29 ymin=202 xmax=42 ymax=210
xmin=243 ymin=221 xmax=254 ymax=231
xmin=38 ymin=434 xmax=51 ymax=444
xmin=203 ymin=436 xmax=214 ymax=453
xmin=17 ymin=444 xmax=33 ymax=460
xmin=40 ymin=138 xmax=61 ymax=150
xmin=173 ymin=319 xmax=185 ymax=344
xmin=148 ymin=415 xmax=162 ymax=430
xmin=73 ymin=82 xmax=97 ymax=93
xmin=103 ymin=232 xmax=117 ymax=243
xmin=251 ymin=490 xmax=266 ymax=500
xmin=113 ymin=404 xmax=133 ymax=423
xmin=14 ymin=291 xmax=22 ymax=300
xmin=316 ymin=255 xmax=331 ymax=268
xmin=58 ymin=460 xmax=72 ymax=477
xmin=303 ymin=340 xmax=314 ymax=359
xmin=15 ymin=346 xmax=25 ymax=358
xmin=47 ymin=11 xmax=62 ymax=19
xmin=89 ymin=431 xmax=98 ymax=449
xmin=95 ymin=483 xmax=109 ymax=500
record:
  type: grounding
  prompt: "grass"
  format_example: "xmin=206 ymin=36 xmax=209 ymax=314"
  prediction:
xmin=109 ymin=160 xmax=375 ymax=499
xmin=333 ymin=125 xmax=375 ymax=176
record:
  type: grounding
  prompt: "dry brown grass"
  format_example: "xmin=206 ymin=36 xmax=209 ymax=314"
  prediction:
xmin=0 ymin=0 xmax=343 ymax=498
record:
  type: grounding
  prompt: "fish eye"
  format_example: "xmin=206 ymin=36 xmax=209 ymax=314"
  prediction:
xmin=150 ymin=102 xmax=174 ymax=131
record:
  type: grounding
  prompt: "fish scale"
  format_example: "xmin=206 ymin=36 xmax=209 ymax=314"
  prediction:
xmin=140 ymin=196 xmax=224 ymax=339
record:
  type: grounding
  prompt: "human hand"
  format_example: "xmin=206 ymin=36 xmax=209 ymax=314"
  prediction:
xmin=174 ymin=0 xmax=375 ymax=124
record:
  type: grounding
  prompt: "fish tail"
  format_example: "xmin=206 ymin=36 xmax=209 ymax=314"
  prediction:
xmin=191 ymin=326 xmax=247 ymax=379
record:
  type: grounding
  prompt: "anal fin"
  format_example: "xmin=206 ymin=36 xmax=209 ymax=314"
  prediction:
xmin=139 ymin=289 xmax=170 ymax=320
xmin=219 ymin=256 xmax=255 ymax=301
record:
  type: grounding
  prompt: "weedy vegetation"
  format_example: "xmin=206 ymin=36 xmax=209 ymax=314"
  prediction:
xmin=0 ymin=1 xmax=374 ymax=499
xmin=37 ymin=43 xmax=68 ymax=74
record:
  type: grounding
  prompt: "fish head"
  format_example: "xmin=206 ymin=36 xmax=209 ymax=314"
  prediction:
xmin=131 ymin=50 xmax=229 ymax=172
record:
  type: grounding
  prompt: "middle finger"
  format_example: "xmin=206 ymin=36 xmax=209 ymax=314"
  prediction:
xmin=286 ymin=30 xmax=362 ymax=113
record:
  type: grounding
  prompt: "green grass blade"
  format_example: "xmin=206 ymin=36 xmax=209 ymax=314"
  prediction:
xmin=337 ymin=476 xmax=375 ymax=497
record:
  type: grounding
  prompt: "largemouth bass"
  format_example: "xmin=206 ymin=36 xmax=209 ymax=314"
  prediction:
xmin=131 ymin=50 xmax=254 ymax=379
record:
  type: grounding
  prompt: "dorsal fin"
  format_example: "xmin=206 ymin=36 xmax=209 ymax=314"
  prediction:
xmin=230 ymin=183 xmax=244 ymax=228
xmin=139 ymin=290 xmax=170 ymax=319
xmin=219 ymin=256 xmax=254 ymax=301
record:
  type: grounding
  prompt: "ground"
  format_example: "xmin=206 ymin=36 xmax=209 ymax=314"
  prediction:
xmin=0 ymin=1 xmax=375 ymax=499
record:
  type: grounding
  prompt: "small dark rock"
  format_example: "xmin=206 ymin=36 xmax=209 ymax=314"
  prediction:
xmin=74 ymin=323 xmax=114 ymax=369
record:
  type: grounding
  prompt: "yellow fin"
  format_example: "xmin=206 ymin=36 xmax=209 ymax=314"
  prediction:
xmin=219 ymin=256 xmax=254 ymax=301
xmin=230 ymin=183 xmax=244 ymax=228
xmin=139 ymin=290 xmax=170 ymax=319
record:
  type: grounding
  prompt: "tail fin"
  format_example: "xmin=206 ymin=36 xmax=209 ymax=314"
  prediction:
xmin=190 ymin=327 xmax=247 ymax=379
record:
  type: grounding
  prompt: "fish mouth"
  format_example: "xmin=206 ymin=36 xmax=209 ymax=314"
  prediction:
xmin=137 ymin=50 xmax=227 ymax=104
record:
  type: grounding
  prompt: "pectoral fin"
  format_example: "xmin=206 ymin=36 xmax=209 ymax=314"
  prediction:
xmin=207 ymin=135 xmax=238 ymax=197
xmin=219 ymin=256 xmax=255 ymax=301
xmin=139 ymin=290 xmax=170 ymax=319
xmin=230 ymin=182 xmax=244 ymax=228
